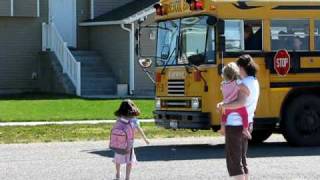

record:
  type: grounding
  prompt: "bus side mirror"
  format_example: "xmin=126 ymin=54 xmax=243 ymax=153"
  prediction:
xmin=138 ymin=58 xmax=153 ymax=68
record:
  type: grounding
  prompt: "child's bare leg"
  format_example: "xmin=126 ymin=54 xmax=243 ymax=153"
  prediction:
xmin=219 ymin=125 xmax=226 ymax=136
xmin=115 ymin=163 xmax=121 ymax=179
xmin=125 ymin=163 xmax=132 ymax=180
xmin=243 ymin=128 xmax=252 ymax=139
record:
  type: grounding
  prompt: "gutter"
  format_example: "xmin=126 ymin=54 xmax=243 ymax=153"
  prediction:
xmin=80 ymin=20 xmax=126 ymax=26
xmin=121 ymin=24 xmax=135 ymax=95
xmin=79 ymin=7 xmax=155 ymax=27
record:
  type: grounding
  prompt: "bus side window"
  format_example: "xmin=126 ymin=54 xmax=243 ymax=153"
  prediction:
xmin=244 ymin=20 xmax=262 ymax=51
xmin=315 ymin=20 xmax=320 ymax=50
xmin=224 ymin=20 xmax=263 ymax=52
xmin=271 ymin=20 xmax=310 ymax=51
xmin=225 ymin=20 xmax=243 ymax=51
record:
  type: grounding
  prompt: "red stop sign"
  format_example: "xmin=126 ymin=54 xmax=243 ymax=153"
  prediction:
xmin=274 ymin=49 xmax=291 ymax=76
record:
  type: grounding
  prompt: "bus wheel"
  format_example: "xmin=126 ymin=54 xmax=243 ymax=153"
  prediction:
xmin=282 ymin=95 xmax=320 ymax=146
xmin=250 ymin=130 xmax=272 ymax=144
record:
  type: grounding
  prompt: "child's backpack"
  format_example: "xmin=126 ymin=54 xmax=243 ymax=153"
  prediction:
xmin=109 ymin=118 xmax=134 ymax=155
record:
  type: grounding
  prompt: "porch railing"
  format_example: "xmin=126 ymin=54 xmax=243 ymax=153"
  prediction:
xmin=42 ymin=22 xmax=81 ymax=96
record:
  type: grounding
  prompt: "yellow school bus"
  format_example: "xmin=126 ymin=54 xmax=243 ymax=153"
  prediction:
xmin=137 ymin=0 xmax=320 ymax=146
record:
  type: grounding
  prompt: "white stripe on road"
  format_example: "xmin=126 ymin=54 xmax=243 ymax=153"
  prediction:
xmin=0 ymin=119 xmax=155 ymax=127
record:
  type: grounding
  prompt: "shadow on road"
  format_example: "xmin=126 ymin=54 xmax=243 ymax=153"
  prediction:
xmin=89 ymin=142 xmax=320 ymax=162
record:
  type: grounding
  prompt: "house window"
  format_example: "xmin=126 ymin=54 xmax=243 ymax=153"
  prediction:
xmin=315 ymin=20 xmax=320 ymax=50
xmin=271 ymin=20 xmax=310 ymax=51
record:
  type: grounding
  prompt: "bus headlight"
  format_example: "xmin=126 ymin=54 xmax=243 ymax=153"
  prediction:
xmin=155 ymin=98 xmax=161 ymax=109
xmin=191 ymin=98 xmax=200 ymax=110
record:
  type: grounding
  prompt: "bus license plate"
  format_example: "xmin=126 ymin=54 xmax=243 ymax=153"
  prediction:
xmin=170 ymin=120 xmax=178 ymax=129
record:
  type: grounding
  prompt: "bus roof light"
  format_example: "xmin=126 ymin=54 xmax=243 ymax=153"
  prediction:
xmin=195 ymin=1 xmax=204 ymax=10
xmin=186 ymin=0 xmax=204 ymax=11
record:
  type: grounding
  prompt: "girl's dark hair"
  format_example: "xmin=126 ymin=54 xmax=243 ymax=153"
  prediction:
xmin=236 ymin=54 xmax=259 ymax=77
xmin=114 ymin=99 xmax=141 ymax=117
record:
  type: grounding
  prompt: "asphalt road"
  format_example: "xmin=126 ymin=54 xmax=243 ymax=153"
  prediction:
xmin=0 ymin=135 xmax=320 ymax=180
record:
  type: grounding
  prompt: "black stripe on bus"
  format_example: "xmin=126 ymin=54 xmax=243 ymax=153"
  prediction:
xmin=270 ymin=82 xmax=320 ymax=88
xmin=273 ymin=6 xmax=320 ymax=10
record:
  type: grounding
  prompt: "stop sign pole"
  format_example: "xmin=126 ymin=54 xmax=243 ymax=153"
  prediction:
xmin=274 ymin=49 xmax=291 ymax=76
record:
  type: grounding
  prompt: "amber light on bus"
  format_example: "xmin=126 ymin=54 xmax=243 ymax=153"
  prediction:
xmin=156 ymin=72 xmax=162 ymax=83
xmin=194 ymin=70 xmax=202 ymax=82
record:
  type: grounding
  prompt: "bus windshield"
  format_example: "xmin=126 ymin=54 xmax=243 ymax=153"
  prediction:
xmin=156 ymin=16 xmax=215 ymax=66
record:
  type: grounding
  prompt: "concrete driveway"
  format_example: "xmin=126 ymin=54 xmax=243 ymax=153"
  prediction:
xmin=0 ymin=135 xmax=319 ymax=180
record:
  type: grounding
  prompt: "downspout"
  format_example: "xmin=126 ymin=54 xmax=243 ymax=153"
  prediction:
xmin=90 ymin=0 xmax=95 ymax=20
xmin=121 ymin=23 xmax=135 ymax=95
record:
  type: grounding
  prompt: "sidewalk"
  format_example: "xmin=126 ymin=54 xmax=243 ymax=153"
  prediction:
xmin=0 ymin=119 xmax=155 ymax=127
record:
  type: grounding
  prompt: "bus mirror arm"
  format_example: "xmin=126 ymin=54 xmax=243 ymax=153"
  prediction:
xmin=142 ymin=68 xmax=156 ymax=84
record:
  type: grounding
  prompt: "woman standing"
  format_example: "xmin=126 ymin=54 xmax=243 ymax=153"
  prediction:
xmin=217 ymin=54 xmax=260 ymax=180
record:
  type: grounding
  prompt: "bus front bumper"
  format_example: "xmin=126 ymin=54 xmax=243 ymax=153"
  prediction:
xmin=154 ymin=110 xmax=211 ymax=130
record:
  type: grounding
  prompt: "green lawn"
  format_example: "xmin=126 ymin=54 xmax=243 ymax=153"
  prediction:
xmin=0 ymin=94 xmax=154 ymax=122
xmin=0 ymin=123 xmax=217 ymax=144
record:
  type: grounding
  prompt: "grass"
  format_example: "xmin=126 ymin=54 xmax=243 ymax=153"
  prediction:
xmin=0 ymin=94 xmax=154 ymax=122
xmin=0 ymin=123 xmax=218 ymax=144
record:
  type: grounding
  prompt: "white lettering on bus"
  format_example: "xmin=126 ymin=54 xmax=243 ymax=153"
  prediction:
xmin=276 ymin=58 xmax=289 ymax=68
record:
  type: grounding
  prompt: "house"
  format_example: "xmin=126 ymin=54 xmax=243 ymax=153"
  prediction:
xmin=0 ymin=0 xmax=157 ymax=98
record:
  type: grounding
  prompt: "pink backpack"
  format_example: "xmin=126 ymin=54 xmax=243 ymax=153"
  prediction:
xmin=109 ymin=118 xmax=134 ymax=154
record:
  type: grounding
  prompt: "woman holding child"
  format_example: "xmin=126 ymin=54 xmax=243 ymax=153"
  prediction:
xmin=217 ymin=55 xmax=260 ymax=180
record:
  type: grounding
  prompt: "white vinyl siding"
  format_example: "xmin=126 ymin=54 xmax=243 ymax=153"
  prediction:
xmin=14 ymin=0 xmax=39 ymax=17
xmin=0 ymin=0 xmax=11 ymax=16
xmin=93 ymin=0 xmax=133 ymax=18
xmin=0 ymin=0 xmax=39 ymax=17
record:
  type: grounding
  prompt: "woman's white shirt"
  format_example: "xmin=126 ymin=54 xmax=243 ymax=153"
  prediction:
xmin=225 ymin=76 xmax=260 ymax=126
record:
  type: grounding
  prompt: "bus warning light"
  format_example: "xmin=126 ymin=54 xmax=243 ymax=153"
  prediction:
xmin=187 ymin=0 xmax=204 ymax=11
xmin=156 ymin=72 xmax=162 ymax=83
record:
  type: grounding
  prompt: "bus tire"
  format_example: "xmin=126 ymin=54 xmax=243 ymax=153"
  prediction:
xmin=282 ymin=95 xmax=320 ymax=146
xmin=249 ymin=130 xmax=272 ymax=144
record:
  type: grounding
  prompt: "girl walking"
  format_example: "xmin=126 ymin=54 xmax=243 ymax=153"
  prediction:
xmin=110 ymin=99 xmax=149 ymax=180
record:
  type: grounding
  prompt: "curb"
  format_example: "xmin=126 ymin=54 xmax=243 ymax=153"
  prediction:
xmin=0 ymin=119 xmax=155 ymax=127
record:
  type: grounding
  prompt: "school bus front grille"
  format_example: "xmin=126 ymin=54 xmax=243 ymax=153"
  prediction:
xmin=161 ymin=99 xmax=191 ymax=108
xmin=168 ymin=80 xmax=185 ymax=96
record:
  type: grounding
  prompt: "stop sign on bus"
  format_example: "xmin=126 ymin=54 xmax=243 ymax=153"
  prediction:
xmin=274 ymin=49 xmax=291 ymax=76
